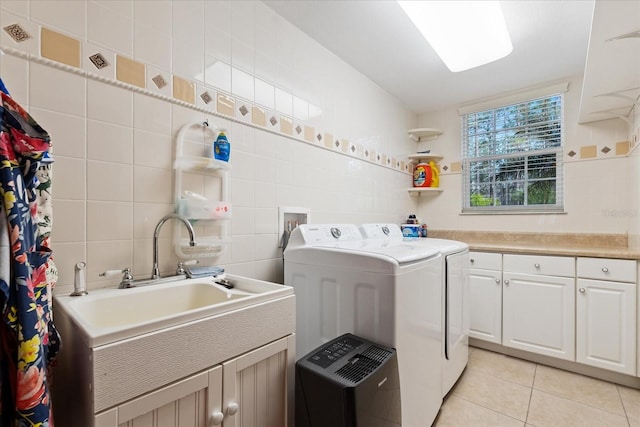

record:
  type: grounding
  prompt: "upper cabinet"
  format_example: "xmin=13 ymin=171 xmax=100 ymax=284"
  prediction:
xmin=578 ymin=1 xmax=640 ymax=124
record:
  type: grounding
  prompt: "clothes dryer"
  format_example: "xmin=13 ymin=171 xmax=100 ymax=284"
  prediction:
xmin=360 ymin=223 xmax=470 ymax=396
xmin=284 ymin=224 xmax=443 ymax=427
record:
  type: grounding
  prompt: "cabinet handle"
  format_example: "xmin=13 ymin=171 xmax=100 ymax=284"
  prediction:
xmin=227 ymin=402 xmax=239 ymax=416
xmin=534 ymin=263 xmax=541 ymax=269
xmin=504 ymin=279 xmax=510 ymax=285
xmin=579 ymin=288 xmax=586 ymax=293
xmin=470 ymin=259 xmax=475 ymax=264
xmin=602 ymin=267 xmax=609 ymax=273
xmin=495 ymin=278 xmax=501 ymax=284
xmin=210 ymin=412 xmax=224 ymax=425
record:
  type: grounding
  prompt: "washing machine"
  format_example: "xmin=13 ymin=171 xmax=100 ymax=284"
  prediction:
xmin=284 ymin=224 xmax=443 ymax=427
xmin=360 ymin=223 xmax=470 ymax=397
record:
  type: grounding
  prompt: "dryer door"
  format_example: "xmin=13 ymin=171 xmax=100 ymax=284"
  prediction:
xmin=443 ymin=250 xmax=470 ymax=394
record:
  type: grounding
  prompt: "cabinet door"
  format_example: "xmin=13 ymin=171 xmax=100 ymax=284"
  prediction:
xmin=576 ymin=278 xmax=636 ymax=375
xmin=503 ymin=273 xmax=575 ymax=360
xmin=112 ymin=366 xmax=223 ymax=427
xmin=223 ymin=336 xmax=293 ymax=427
xmin=469 ymin=268 xmax=502 ymax=344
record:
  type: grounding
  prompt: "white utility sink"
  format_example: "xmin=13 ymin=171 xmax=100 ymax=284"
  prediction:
xmin=54 ymin=274 xmax=293 ymax=346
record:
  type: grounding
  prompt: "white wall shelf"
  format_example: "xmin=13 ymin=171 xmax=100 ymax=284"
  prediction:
xmin=408 ymin=128 xmax=443 ymax=142
xmin=175 ymin=155 xmax=232 ymax=172
xmin=407 ymin=187 xmax=444 ymax=197
xmin=174 ymin=121 xmax=231 ymax=258
xmin=407 ymin=154 xmax=444 ymax=164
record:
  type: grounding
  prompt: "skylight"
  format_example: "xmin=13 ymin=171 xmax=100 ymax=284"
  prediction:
xmin=397 ymin=1 xmax=513 ymax=72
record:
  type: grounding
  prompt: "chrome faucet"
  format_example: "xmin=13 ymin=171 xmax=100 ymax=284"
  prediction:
xmin=152 ymin=213 xmax=196 ymax=279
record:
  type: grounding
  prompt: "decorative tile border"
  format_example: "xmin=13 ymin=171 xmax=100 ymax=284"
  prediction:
xmin=17 ymin=20 xmax=618 ymax=176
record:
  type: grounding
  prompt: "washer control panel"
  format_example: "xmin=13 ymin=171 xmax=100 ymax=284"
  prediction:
xmin=299 ymin=224 xmax=363 ymax=244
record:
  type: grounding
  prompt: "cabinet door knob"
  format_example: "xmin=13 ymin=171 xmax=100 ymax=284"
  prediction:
xmin=227 ymin=402 xmax=239 ymax=416
xmin=602 ymin=267 xmax=609 ymax=273
xmin=579 ymin=288 xmax=586 ymax=293
xmin=534 ymin=263 xmax=541 ymax=269
xmin=470 ymin=259 xmax=475 ymax=264
xmin=210 ymin=412 xmax=224 ymax=425
xmin=495 ymin=278 xmax=501 ymax=284
xmin=504 ymin=279 xmax=510 ymax=285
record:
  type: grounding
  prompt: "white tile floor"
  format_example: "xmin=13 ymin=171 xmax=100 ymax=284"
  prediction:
xmin=433 ymin=346 xmax=640 ymax=427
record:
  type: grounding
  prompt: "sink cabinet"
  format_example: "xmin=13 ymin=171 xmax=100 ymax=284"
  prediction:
xmin=95 ymin=366 xmax=222 ymax=427
xmin=94 ymin=336 xmax=294 ymax=427
xmin=52 ymin=288 xmax=296 ymax=427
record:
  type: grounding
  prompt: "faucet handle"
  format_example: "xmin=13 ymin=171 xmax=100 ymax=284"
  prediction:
xmin=100 ymin=268 xmax=134 ymax=288
xmin=176 ymin=260 xmax=198 ymax=275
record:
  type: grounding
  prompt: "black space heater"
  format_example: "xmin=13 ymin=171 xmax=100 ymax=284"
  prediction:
xmin=295 ymin=333 xmax=402 ymax=427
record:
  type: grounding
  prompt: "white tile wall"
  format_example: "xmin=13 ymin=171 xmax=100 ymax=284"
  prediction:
xmin=30 ymin=0 xmax=87 ymax=39
xmin=30 ymin=63 xmax=85 ymax=116
xmin=87 ymin=0 xmax=133 ymax=55
xmin=87 ymin=161 xmax=133 ymax=202
xmin=1 ymin=0 xmax=418 ymax=290
xmin=88 ymin=120 xmax=133 ymax=164
xmin=88 ymin=80 xmax=133 ymax=127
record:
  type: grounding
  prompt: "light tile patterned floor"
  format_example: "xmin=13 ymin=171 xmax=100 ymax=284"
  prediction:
xmin=434 ymin=346 xmax=640 ymax=427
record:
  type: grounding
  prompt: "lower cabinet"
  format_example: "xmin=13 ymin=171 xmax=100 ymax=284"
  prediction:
xmin=469 ymin=267 xmax=502 ymax=344
xmin=576 ymin=278 xmax=636 ymax=375
xmin=470 ymin=251 xmax=639 ymax=377
xmin=502 ymin=272 xmax=575 ymax=361
xmin=95 ymin=336 xmax=293 ymax=427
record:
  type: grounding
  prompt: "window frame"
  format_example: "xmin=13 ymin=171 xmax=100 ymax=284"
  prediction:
xmin=461 ymin=92 xmax=565 ymax=214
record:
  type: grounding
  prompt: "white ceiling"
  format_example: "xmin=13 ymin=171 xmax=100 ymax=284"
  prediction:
xmin=264 ymin=0 xmax=596 ymax=114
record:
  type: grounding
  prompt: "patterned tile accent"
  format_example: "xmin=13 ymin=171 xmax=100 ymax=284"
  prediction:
xmin=568 ymin=150 xmax=577 ymax=157
xmin=5 ymin=18 xmax=413 ymax=176
xmin=89 ymin=53 xmax=109 ymax=70
xmin=601 ymin=146 xmax=611 ymax=154
xmin=41 ymin=27 xmax=80 ymax=68
xmin=199 ymin=90 xmax=212 ymax=104
xmin=3 ymin=24 xmax=30 ymax=42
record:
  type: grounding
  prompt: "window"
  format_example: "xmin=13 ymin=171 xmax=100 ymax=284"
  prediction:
xmin=462 ymin=93 xmax=564 ymax=213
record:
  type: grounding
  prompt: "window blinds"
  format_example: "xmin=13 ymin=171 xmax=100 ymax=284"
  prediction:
xmin=462 ymin=93 xmax=564 ymax=212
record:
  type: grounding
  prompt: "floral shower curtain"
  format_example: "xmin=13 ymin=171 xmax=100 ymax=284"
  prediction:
xmin=0 ymin=87 xmax=60 ymax=426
